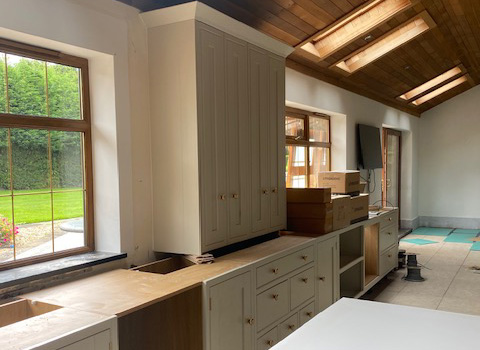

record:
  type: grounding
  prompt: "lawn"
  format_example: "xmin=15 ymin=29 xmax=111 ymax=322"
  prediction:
xmin=0 ymin=189 xmax=84 ymax=224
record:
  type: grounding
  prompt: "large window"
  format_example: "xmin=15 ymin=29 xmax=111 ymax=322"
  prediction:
xmin=0 ymin=39 xmax=93 ymax=269
xmin=285 ymin=107 xmax=331 ymax=188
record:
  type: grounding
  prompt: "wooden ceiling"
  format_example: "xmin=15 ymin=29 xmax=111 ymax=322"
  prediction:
xmin=118 ymin=0 xmax=480 ymax=117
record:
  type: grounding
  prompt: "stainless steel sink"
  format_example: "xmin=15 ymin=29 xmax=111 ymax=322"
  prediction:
xmin=0 ymin=298 xmax=62 ymax=328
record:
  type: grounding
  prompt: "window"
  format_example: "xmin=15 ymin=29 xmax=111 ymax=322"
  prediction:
xmin=0 ymin=39 xmax=93 ymax=269
xmin=285 ymin=107 xmax=331 ymax=188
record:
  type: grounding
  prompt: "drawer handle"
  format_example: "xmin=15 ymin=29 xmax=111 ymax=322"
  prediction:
xmin=219 ymin=194 xmax=226 ymax=200
xmin=388 ymin=254 xmax=392 ymax=258
xmin=247 ymin=318 xmax=255 ymax=325
xmin=387 ymin=232 xmax=392 ymax=235
xmin=232 ymin=193 xmax=239 ymax=199
xmin=302 ymin=277 xmax=309 ymax=284
xmin=319 ymin=276 xmax=326 ymax=282
xmin=272 ymin=294 xmax=279 ymax=301
xmin=267 ymin=340 xmax=274 ymax=346
xmin=388 ymin=217 xmax=392 ymax=221
xmin=272 ymin=268 xmax=279 ymax=274
xmin=262 ymin=189 xmax=269 ymax=195
xmin=272 ymin=187 xmax=278 ymax=194
xmin=301 ymin=255 xmax=308 ymax=261
xmin=288 ymin=324 xmax=296 ymax=331
xmin=306 ymin=311 xmax=313 ymax=318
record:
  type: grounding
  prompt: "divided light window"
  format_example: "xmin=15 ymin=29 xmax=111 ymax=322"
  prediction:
xmin=285 ymin=107 xmax=331 ymax=188
xmin=0 ymin=39 xmax=93 ymax=269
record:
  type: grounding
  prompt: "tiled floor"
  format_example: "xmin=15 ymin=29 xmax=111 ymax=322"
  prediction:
xmin=362 ymin=233 xmax=480 ymax=316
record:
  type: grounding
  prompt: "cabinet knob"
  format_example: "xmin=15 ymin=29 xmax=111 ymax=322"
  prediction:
xmin=387 ymin=232 xmax=392 ymax=235
xmin=232 ymin=193 xmax=239 ymax=199
xmin=306 ymin=311 xmax=313 ymax=318
xmin=219 ymin=194 xmax=226 ymax=200
xmin=301 ymin=255 xmax=308 ymax=261
xmin=288 ymin=324 xmax=296 ymax=331
xmin=262 ymin=189 xmax=269 ymax=195
xmin=319 ymin=276 xmax=326 ymax=282
xmin=302 ymin=277 xmax=309 ymax=284
xmin=247 ymin=318 xmax=255 ymax=325
xmin=388 ymin=254 xmax=392 ymax=258
xmin=267 ymin=340 xmax=274 ymax=346
xmin=272 ymin=268 xmax=279 ymax=274
xmin=272 ymin=293 xmax=279 ymax=301
xmin=272 ymin=187 xmax=278 ymax=193
xmin=389 ymin=217 xmax=393 ymax=221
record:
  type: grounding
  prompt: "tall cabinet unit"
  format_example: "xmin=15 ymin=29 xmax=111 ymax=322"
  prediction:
xmin=145 ymin=4 xmax=293 ymax=255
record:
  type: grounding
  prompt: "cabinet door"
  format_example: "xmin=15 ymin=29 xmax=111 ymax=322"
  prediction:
xmin=268 ymin=54 xmax=286 ymax=229
xmin=209 ymin=272 xmax=253 ymax=350
xmin=317 ymin=236 xmax=339 ymax=312
xmin=249 ymin=46 xmax=270 ymax=233
xmin=225 ymin=35 xmax=251 ymax=242
xmin=197 ymin=23 xmax=228 ymax=249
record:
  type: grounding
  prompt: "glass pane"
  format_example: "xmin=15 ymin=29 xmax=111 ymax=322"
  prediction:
xmin=309 ymin=116 xmax=329 ymax=142
xmin=0 ymin=128 xmax=10 ymax=192
xmin=11 ymin=128 xmax=50 ymax=194
xmin=14 ymin=193 xmax=53 ymax=259
xmin=47 ymin=63 xmax=81 ymax=119
xmin=51 ymin=131 xmax=84 ymax=190
xmin=7 ymin=54 xmax=47 ymax=116
xmin=53 ymin=191 xmax=85 ymax=252
xmin=309 ymin=147 xmax=330 ymax=188
xmin=285 ymin=116 xmax=304 ymax=139
xmin=386 ymin=133 xmax=400 ymax=207
xmin=0 ymin=196 xmax=14 ymax=262
xmin=285 ymin=145 xmax=307 ymax=188
xmin=0 ymin=53 xmax=6 ymax=113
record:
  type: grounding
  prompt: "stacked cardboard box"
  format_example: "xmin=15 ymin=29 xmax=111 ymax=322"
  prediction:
xmin=331 ymin=195 xmax=351 ymax=231
xmin=287 ymin=188 xmax=333 ymax=235
xmin=350 ymin=193 xmax=369 ymax=224
xmin=317 ymin=171 xmax=361 ymax=194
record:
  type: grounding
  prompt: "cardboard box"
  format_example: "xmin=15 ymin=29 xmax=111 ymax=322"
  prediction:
xmin=287 ymin=188 xmax=331 ymax=204
xmin=317 ymin=171 xmax=361 ymax=194
xmin=287 ymin=202 xmax=333 ymax=219
xmin=287 ymin=214 xmax=333 ymax=235
xmin=331 ymin=195 xmax=351 ymax=231
xmin=350 ymin=194 xmax=369 ymax=224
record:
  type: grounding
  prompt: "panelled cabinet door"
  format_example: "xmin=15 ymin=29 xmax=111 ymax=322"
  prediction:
xmin=268 ymin=55 xmax=286 ymax=229
xmin=317 ymin=237 xmax=339 ymax=312
xmin=225 ymin=35 xmax=251 ymax=243
xmin=209 ymin=272 xmax=253 ymax=350
xmin=249 ymin=46 xmax=270 ymax=233
xmin=197 ymin=23 xmax=228 ymax=250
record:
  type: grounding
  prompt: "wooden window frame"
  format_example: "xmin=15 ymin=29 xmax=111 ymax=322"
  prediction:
xmin=285 ymin=107 xmax=331 ymax=188
xmin=0 ymin=38 xmax=94 ymax=270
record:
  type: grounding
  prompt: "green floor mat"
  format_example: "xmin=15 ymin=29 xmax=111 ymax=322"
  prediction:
xmin=471 ymin=242 xmax=480 ymax=251
xmin=452 ymin=229 xmax=480 ymax=235
xmin=401 ymin=238 xmax=438 ymax=245
xmin=411 ymin=227 xmax=453 ymax=236
xmin=444 ymin=233 xmax=478 ymax=243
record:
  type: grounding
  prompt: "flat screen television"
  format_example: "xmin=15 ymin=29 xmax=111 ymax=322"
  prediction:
xmin=358 ymin=124 xmax=383 ymax=169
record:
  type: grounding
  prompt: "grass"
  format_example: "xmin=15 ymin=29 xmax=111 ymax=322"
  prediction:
xmin=0 ymin=188 xmax=83 ymax=224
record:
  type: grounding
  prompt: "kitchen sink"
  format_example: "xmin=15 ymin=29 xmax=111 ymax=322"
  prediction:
xmin=131 ymin=256 xmax=194 ymax=274
xmin=0 ymin=298 xmax=62 ymax=328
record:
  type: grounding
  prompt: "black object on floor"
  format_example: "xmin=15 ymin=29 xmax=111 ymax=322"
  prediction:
xmin=398 ymin=249 xmax=406 ymax=269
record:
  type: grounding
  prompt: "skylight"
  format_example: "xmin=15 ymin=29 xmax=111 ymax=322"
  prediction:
xmin=399 ymin=66 xmax=463 ymax=100
xmin=332 ymin=11 xmax=436 ymax=74
xmin=299 ymin=0 xmax=415 ymax=60
xmin=411 ymin=75 xmax=468 ymax=106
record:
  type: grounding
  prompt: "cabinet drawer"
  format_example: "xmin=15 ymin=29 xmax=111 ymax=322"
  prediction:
xmin=299 ymin=301 xmax=315 ymax=326
xmin=256 ymin=327 xmax=278 ymax=350
xmin=380 ymin=245 xmax=397 ymax=276
xmin=290 ymin=267 xmax=315 ymax=310
xmin=257 ymin=246 xmax=314 ymax=287
xmin=380 ymin=211 xmax=397 ymax=230
xmin=379 ymin=227 xmax=397 ymax=252
xmin=277 ymin=313 xmax=299 ymax=341
xmin=256 ymin=281 xmax=289 ymax=331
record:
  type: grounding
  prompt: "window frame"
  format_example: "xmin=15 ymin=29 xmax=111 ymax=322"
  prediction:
xmin=285 ymin=106 xmax=331 ymax=188
xmin=0 ymin=38 xmax=94 ymax=270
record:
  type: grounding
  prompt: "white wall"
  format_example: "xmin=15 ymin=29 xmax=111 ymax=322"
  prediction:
xmin=418 ymin=85 xmax=480 ymax=228
xmin=286 ymin=68 xmax=419 ymax=225
xmin=0 ymin=0 xmax=154 ymax=265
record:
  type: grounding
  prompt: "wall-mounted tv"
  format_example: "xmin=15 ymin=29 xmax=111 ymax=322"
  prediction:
xmin=358 ymin=124 xmax=383 ymax=169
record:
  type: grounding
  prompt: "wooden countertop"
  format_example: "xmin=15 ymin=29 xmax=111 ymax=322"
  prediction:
xmin=0 ymin=307 xmax=113 ymax=350
xmin=25 ymin=235 xmax=314 ymax=317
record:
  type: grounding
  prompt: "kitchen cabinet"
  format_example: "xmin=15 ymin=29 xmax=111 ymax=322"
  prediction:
xmin=316 ymin=236 xmax=339 ymax=312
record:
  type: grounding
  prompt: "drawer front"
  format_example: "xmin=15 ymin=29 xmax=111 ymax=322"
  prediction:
xmin=380 ymin=211 xmax=397 ymax=230
xmin=290 ymin=267 xmax=315 ymax=310
xmin=379 ymin=227 xmax=397 ymax=252
xmin=257 ymin=246 xmax=314 ymax=287
xmin=256 ymin=327 xmax=278 ymax=350
xmin=299 ymin=301 xmax=315 ymax=326
xmin=256 ymin=281 xmax=289 ymax=331
xmin=278 ymin=313 xmax=299 ymax=341
xmin=380 ymin=245 xmax=397 ymax=276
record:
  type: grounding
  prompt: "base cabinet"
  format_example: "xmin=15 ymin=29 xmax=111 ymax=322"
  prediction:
xmin=316 ymin=236 xmax=339 ymax=312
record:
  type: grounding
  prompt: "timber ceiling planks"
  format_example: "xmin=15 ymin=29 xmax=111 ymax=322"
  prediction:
xmin=118 ymin=0 xmax=480 ymax=116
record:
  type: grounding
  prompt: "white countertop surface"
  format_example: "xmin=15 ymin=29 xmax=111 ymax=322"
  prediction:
xmin=272 ymin=298 xmax=480 ymax=350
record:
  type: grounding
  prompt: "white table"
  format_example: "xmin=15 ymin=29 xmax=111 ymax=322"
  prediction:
xmin=272 ymin=298 xmax=480 ymax=350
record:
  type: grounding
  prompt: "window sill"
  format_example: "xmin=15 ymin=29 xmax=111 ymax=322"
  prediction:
xmin=0 ymin=251 xmax=127 ymax=296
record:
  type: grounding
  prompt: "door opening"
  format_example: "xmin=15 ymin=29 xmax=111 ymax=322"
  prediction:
xmin=382 ymin=128 xmax=401 ymax=226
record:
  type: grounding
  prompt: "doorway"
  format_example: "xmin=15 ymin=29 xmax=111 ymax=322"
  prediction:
xmin=382 ymin=128 xmax=401 ymax=222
